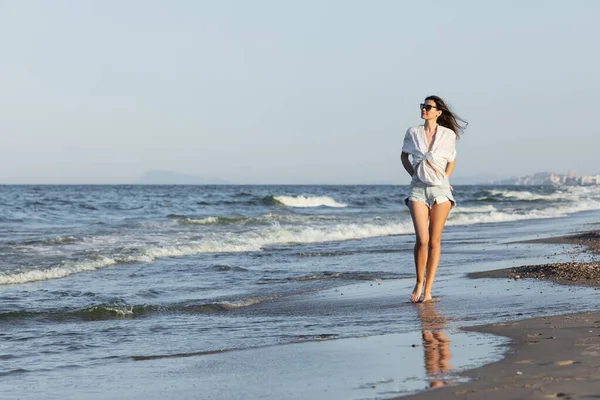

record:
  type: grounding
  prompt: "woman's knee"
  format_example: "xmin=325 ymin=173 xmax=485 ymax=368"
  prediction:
xmin=416 ymin=235 xmax=430 ymax=247
xmin=429 ymin=237 xmax=442 ymax=249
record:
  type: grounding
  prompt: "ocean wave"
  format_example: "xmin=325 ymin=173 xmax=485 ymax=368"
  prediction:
xmin=4 ymin=194 xmax=600 ymax=285
xmin=0 ymin=222 xmax=413 ymax=285
xmin=478 ymin=189 xmax=566 ymax=202
xmin=450 ymin=199 xmax=600 ymax=225
xmin=213 ymin=265 xmax=248 ymax=272
xmin=136 ymin=221 xmax=413 ymax=259
xmin=0 ymin=297 xmax=276 ymax=322
xmin=44 ymin=236 xmax=82 ymax=246
xmin=173 ymin=212 xmax=337 ymax=226
xmin=0 ymin=310 xmax=37 ymax=320
xmin=0 ymin=257 xmax=118 ymax=285
xmin=22 ymin=236 xmax=81 ymax=246
xmin=272 ymin=195 xmax=347 ymax=208
xmin=286 ymin=271 xmax=411 ymax=281
xmin=454 ymin=205 xmax=498 ymax=213
xmin=214 ymin=296 xmax=276 ymax=310
xmin=171 ymin=194 xmax=346 ymax=208
xmin=287 ymin=272 xmax=344 ymax=281
xmin=296 ymin=248 xmax=410 ymax=257
xmin=0 ymin=304 xmax=152 ymax=322
xmin=81 ymin=304 xmax=147 ymax=320
xmin=178 ymin=216 xmax=249 ymax=225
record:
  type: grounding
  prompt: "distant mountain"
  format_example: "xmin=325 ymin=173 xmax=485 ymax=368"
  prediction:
xmin=136 ymin=170 xmax=230 ymax=185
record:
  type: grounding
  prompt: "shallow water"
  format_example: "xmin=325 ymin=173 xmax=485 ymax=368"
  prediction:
xmin=1 ymin=185 xmax=600 ymax=399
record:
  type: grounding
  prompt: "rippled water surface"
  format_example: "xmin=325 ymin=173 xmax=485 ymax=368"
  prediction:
xmin=1 ymin=184 xmax=600 ymax=399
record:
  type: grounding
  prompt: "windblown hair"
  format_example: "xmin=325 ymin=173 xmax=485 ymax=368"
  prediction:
xmin=425 ymin=95 xmax=468 ymax=139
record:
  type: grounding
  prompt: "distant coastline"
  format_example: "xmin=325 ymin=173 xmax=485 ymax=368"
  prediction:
xmin=493 ymin=171 xmax=600 ymax=186
xmin=133 ymin=170 xmax=600 ymax=186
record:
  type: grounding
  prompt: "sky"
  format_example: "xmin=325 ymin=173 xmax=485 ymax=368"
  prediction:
xmin=1 ymin=0 xmax=599 ymax=184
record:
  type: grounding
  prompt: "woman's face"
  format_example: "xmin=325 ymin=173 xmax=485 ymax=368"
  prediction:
xmin=420 ymin=99 xmax=442 ymax=121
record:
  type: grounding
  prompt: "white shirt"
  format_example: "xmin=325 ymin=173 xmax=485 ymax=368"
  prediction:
xmin=402 ymin=125 xmax=457 ymax=186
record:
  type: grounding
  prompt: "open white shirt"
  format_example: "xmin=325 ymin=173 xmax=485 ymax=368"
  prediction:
xmin=402 ymin=125 xmax=457 ymax=186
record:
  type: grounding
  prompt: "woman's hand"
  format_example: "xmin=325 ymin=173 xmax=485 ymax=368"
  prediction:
xmin=401 ymin=152 xmax=414 ymax=177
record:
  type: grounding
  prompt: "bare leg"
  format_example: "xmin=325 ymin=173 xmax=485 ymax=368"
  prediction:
xmin=422 ymin=200 xmax=452 ymax=302
xmin=417 ymin=302 xmax=451 ymax=388
xmin=433 ymin=331 xmax=452 ymax=373
xmin=408 ymin=201 xmax=430 ymax=302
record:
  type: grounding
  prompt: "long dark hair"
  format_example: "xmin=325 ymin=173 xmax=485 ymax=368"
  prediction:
xmin=425 ymin=95 xmax=467 ymax=139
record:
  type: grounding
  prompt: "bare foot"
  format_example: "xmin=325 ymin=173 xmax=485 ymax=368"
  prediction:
xmin=411 ymin=282 xmax=424 ymax=303
xmin=421 ymin=297 xmax=440 ymax=303
xmin=429 ymin=381 xmax=447 ymax=389
xmin=422 ymin=289 xmax=434 ymax=303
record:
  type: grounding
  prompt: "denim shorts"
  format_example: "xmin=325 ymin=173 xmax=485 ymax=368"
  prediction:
xmin=404 ymin=177 xmax=456 ymax=208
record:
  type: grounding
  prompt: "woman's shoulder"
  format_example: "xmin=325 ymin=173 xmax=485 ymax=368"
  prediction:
xmin=406 ymin=125 xmax=423 ymax=135
xmin=438 ymin=126 xmax=457 ymax=140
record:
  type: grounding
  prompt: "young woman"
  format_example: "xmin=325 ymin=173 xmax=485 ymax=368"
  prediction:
xmin=401 ymin=95 xmax=467 ymax=303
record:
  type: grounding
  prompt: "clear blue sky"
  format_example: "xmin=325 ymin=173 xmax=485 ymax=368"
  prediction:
xmin=1 ymin=0 xmax=599 ymax=184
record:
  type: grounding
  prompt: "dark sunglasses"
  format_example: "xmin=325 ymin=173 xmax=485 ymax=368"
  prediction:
xmin=420 ymin=103 xmax=438 ymax=112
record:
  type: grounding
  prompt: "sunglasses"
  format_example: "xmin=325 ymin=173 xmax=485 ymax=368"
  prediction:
xmin=420 ymin=103 xmax=438 ymax=112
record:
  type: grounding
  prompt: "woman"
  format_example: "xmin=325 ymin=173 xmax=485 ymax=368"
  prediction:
xmin=401 ymin=95 xmax=467 ymax=303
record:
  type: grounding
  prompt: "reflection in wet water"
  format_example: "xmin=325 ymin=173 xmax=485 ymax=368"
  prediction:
xmin=417 ymin=303 xmax=453 ymax=388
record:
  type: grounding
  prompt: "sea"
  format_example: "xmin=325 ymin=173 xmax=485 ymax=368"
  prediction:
xmin=1 ymin=184 xmax=600 ymax=399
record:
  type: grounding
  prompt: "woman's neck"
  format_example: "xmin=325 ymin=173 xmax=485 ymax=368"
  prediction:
xmin=424 ymin=120 xmax=438 ymax=133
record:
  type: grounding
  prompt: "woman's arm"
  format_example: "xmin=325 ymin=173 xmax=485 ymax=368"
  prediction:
xmin=401 ymin=152 xmax=414 ymax=177
xmin=445 ymin=159 xmax=456 ymax=178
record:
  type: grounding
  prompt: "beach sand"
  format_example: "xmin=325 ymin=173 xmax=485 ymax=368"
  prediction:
xmin=403 ymin=230 xmax=600 ymax=400
xmin=469 ymin=230 xmax=600 ymax=287
xmin=401 ymin=311 xmax=600 ymax=400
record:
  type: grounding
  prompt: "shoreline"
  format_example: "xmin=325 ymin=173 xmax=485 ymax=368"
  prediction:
xmin=400 ymin=310 xmax=600 ymax=399
xmin=401 ymin=229 xmax=600 ymax=399
xmin=470 ymin=230 xmax=600 ymax=287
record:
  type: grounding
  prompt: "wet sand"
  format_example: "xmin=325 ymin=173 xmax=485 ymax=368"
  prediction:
xmin=400 ymin=311 xmax=600 ymax=400
xmin=522 ymin=230 xmax=600 ymax=253
xmin=469 ymin=230 xmax=600 ymax=287
xmin=401 ymin=230 xmax=600 ymax=399
xmin=468 ymin=261 xmax=600 ymax=288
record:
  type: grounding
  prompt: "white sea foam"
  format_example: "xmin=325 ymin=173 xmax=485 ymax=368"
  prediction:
xmin=181 ymin=216 xmax=252 ymax=225
xmin=455 ymin=205 xmax=498 ymax=213
xmin=88 ymin=305 xmax=135 ymax=316
xmin=0 ymin=222 xmax=412 ymax=285
xmin=480 ymin=185 xmax=600 ymax=203
xmin=180 ymin=213 xmax=326 ymax=225
xmin=450 ymin=199 xmax=600 ymax=226
xmin=483 ymin=189 xmax=566 ymax=201
xmin=135 ymin=221 xmax=416 ymax=259
xmin=273 ymin=195 xmax=347 ymax=208
xmin=218 ymin=296 xmax=277 ymax=310
xmin=105 ymin=306 xmax=134 ymax=316
xmin=262 ymin=213 xmax=336 ymax=222
xmin=0 ymin=257 xmax=118 ymax=285
xmin=184 ymin=216 xmax=220 ymax=224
